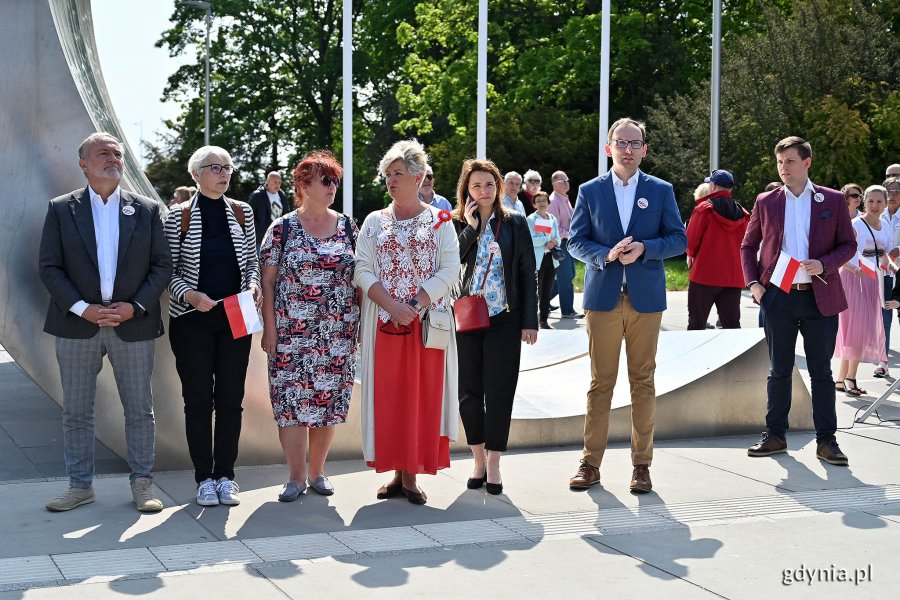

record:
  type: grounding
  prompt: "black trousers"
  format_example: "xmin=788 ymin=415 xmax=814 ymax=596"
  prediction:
xmin=760 ymin=287 xmax=838 ymax=443
xmin=687 ymin=281 xmax=742 ymax=330
xmin=537 ymin=253 xmax=557 ymax=322
xmin=456 ymin=309 xmax=522 ymax=451
xmin=169 ymin=304 xmax=252 ymax=483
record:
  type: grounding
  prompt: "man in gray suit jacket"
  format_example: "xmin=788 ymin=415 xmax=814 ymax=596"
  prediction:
xmin=39 ymin=133 xmax=172 ymax=512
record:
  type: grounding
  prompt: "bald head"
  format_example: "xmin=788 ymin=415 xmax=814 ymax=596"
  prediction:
xmin=887 ymin=164 xmax=900 ymax=178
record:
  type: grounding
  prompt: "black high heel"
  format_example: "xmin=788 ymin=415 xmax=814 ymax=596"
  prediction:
xmin=467 ymin=470 xmax=486 ymax=489
xmin=485 ymin=481 xmax=503 ymax=495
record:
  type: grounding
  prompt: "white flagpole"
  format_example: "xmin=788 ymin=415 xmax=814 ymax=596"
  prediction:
xmin=710 ymin=0 xmax=722 ymax=171
xmin=342 ymin=0 xmax=353 ymax=217
xmin=476 ymin=0 xmax=488 ymax=159
xmin=598 ymin=0 xmax=611 ymax=176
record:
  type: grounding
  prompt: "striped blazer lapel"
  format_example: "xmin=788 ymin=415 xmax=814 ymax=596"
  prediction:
xmin=223 ymin=198 xmax=247 ymax=282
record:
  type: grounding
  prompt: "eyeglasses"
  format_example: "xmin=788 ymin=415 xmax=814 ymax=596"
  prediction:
xmin=200 ymin=163 xmax=234 ymax=174
xmin=888 ymin=189 xmax=900 ymax=195
xmin=424 ymin=174 xmax=434 ymax=180
xmin=554 ymin=179 xmax=570 ymax=184
xmin=319 ymin=175 xmax=341 ymax=187
xmin=526 ymin=178 xmax=541 ymax=184
xmin=611 ymin=139 xmax=646 ymax=149
xmin=846 ymin=192 xmax=862 ymax=198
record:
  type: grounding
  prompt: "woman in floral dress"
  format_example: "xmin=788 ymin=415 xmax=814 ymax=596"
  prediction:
xmin=354 ymin=139 xmax=460 ymax=505
xmin=260 ymin=150 xmax=359 ymax=502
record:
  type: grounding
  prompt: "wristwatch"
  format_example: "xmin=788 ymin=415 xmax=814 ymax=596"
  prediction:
xmin=131 ymin=302 xmax=146 ymax=317
xmin=746 ymin=281 xmax=759 ymax=290
xmin=406 ymin=298 xmax=421 ymax=310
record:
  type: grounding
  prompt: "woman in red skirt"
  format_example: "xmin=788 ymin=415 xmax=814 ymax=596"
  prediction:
xmin=354 ymin=139 xmax=461 ymax=504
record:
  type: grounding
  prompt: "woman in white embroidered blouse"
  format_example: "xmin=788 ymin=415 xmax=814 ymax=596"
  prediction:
xmin=353 ymin=140 xmax=460 ymax=505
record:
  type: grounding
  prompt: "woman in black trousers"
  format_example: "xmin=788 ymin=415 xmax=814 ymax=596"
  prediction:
xmin=453 ymin=159 xmax=538 ymax=495
xmin=165 ymin=145 xmax=261 ymax=507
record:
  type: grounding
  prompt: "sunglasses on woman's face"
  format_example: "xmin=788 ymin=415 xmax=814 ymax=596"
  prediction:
xmin=319 ymin=175 xmax=341 ymax=187
xmin=846 ymin=192 xmax=862 ymax=198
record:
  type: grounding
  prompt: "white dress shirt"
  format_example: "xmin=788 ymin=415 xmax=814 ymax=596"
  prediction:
xmin=782 ymin=179 xmax=814 ymax=284
xmin=611 ymin=169 xmax=639 ymax=282
xmin=70 ymin=186 xmax=121 ymax=316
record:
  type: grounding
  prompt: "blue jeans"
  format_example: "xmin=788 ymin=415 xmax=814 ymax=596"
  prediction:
xmin=56 ymin=328 xmax=156 ymax=488
xmin=760 ymin=287 xmax=838 ymax=442
xmin=552 ymin=239 xmax=576 ymax=315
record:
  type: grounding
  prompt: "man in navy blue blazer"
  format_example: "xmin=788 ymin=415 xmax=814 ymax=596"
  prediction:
xmin=567 ymin=118 xmax=687 ymax=493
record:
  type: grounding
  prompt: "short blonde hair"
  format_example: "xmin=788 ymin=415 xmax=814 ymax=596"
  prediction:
xmin=378 ymin=139 xmax=428 ymax=177
xmin=694 ymin=183 xmax=711 ymax=200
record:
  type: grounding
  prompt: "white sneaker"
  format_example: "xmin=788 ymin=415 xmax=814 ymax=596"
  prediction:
xmin=196 ymin=478 xmax=219 ymax=506
xmin=216 ymin=477 xmax=241 ymax=506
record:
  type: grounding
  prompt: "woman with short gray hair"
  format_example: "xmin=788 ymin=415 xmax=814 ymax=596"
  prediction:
xmin=165 ymin=145 xmax=261 ymax=508
xmin=519 ymin=169 xmax=542 ymax=215
xmin=354 ymin=139 xmax=461 ymax=505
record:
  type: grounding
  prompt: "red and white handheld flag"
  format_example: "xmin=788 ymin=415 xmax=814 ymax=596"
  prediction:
xmin=770 ymin=251 xmax=802 ymax=292
xmin=533 ymin=216 xmax=553 ymax=234
xmin=858 ymin=256 xmax=878 ymax=279
xmin=222 ymin=291 xmax=262 ymax=339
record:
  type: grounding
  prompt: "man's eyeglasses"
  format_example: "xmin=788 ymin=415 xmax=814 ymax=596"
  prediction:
xmin=610 ymin=139 xmax=646 ymax=149
xmin=200 ymin=163 xmax=234 ymax=174
xmin=846 ymin=192 xmax=862 ymax=198
xmin=887 ymin=189 xmax=900 ymax=195
xmin=319 ymin=175 xmax=341 ymax=187
xmin=554 ymin=179 xmax=570 ymax=184
xmin=424 ymin=174 xmax=434 ymax=181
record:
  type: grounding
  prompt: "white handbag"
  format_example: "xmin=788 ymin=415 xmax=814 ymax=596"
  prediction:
xmin=421 ymin=307 xmax=453 ymax=350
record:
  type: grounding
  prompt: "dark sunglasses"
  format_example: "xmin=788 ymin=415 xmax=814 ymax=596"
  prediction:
xmin=319 ymin=175 xmax=341 ymax=187
xmin=846 ymin=192 xmax=862 ymax=198
xmin=424 ymin=174 xmax=434 ymax=180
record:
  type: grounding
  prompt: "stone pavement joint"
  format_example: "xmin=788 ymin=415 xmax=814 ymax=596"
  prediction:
xmin=1 ymin=483 xmax=897 ymax=592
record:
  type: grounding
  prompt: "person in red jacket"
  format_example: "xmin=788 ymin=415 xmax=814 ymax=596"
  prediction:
xmin=685 ymin=170 xmax=750 ymax=329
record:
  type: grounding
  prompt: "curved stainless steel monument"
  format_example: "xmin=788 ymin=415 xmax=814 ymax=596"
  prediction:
xmin=0 ymin=1 xmax=809 ymax=472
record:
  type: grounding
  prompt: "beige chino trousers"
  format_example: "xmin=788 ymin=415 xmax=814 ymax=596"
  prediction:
xmin=583 ymin=293 xmax=661 ymax=467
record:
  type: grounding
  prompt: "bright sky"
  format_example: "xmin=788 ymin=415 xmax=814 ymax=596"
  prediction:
xmin=91 ymin=0 xmax=189 ymax=166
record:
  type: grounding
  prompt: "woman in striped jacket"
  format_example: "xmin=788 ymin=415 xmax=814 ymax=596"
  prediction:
xmin=164 ymin=145 xmax=261 ymax=508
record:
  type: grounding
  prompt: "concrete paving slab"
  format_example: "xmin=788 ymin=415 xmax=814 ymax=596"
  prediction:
xmin=0 ymin=569 xmax=281 ymax=599
xmin=652 ymin=430 xmax=900 ymax=493
xmin=0 ymin=479 xmax=216 ymax=558
xmin=243 ymin=533 xmax=354 ymax=561
xmin=149 ymin=540 xmax=260 ymax=571
xmin=590 ymin=511 xmax=899 ymax=599
xmin=1 ymin=419 xmax=63 ymax=448
xmin=0 ymin=556 xmax=61 ymax=587
xmin=439 ymin=445 xmax=782 ymax=517
xmin=255 ymin=537 xmax=716 ymax=599
xmin=52 ymin=547 xmax=164 ymax=580
xmin=151 ymin=462 xmax=525 ymax=541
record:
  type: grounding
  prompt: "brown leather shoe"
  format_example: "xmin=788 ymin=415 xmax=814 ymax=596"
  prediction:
xmin=816 ymin=439 xmax=849 ymax=466
xmin=747 ymin=430 xmax=787 ymax=457
xmin=629 ymin=464 xmax=652 ymax=493
xmin=569 ymin=460 xmax=600 ymax=490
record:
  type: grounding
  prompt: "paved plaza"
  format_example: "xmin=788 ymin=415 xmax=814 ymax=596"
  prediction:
xmin=1 ymin=292 xmax=899 ymax=598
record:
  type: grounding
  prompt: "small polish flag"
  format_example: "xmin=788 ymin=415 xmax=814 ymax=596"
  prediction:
xmin=534 ymin=217 xmax=553 ymax=234
xmin=222 ymin=291 xmax=263 ymax=339
xmin=858 ymin=256 xmax=877 ymax=279
xmin=770 ymin=251 xmax=802 ymax=292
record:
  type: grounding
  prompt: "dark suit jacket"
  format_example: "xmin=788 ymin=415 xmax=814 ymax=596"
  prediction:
xmin=740 ymin=184 xmax=856 ymax=317
xmin=453 ymin=212 xmax=539 ymax=330
xmin=248 ymin=187 xmax=289 ymax=244
xmin=39 ymin=187 xmax=173 ymax=341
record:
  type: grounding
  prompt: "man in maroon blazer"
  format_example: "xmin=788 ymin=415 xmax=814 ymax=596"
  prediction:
xmin=741 ymin=136 xmax=856 ymax=466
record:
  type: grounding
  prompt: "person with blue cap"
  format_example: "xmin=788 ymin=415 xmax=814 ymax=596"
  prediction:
xmin=685 ymin=169 xmax=750 ymax=330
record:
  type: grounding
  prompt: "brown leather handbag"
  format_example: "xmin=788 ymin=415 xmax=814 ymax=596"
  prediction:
xmin=454 ymin=220 xmax=500 ymax=333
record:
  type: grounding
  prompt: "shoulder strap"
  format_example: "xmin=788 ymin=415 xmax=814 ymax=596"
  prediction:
xmin=179 ymin=203 xmax=191 ymax=243
xmin=860 ymin=218 xmax=881 ymax=257
xmin=343 ymin=214 xmax=356 ymax=252
xmin=227 ymin=199 xmax=246 ymax=226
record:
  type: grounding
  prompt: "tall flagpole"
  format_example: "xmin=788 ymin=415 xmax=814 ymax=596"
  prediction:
xmin=476 ymin=0 xmax=488 ymax=159
xmin=342 ymin=0 xmax=353 ymax=217
xmin=598 ymin=0 xmax=610 ymax=176
xmin=710 ymin=0 xmax=721 ymax=171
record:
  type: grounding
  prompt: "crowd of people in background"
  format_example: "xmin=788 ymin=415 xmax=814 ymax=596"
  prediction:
xmin=37 ymin=124 xmax=898 ymax=515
